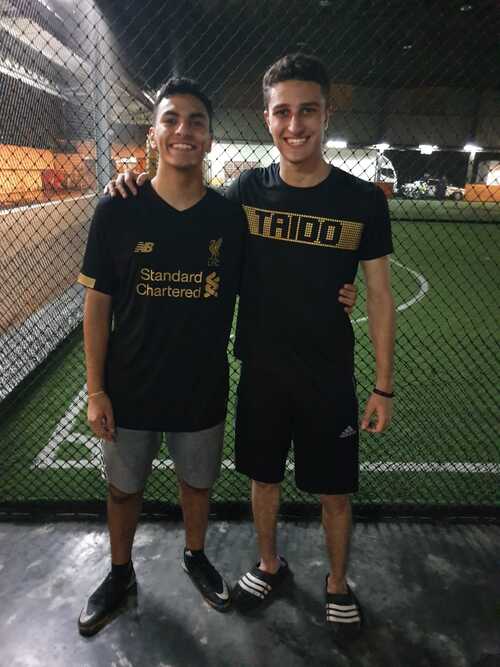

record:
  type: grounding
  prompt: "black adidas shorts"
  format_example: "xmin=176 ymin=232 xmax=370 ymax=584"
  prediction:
xmin=235 ymin=360 xmax=359 ymax=495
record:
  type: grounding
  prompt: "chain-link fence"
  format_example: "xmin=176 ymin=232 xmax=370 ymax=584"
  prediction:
xmin=0 ymin=0 xmax=498 ymax=516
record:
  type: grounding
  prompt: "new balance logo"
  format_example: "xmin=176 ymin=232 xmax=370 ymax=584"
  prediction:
xmin=339 ymin=426 xmax=357 ymax=439
xmin=204 ymin=272 xmax=220 ymax=298
xmin=134 ymin=242 xmax=154 ymax=253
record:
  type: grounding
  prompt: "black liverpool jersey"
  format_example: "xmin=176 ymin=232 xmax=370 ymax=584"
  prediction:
xmin=78 ymin=182 xmax=246 ymax=431
xmin=226 ymin=163 xmax=393 ymax=378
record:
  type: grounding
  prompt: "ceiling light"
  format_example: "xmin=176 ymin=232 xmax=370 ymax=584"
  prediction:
xmin=419 ymin=144 xmax=437 ymax=155
xmin=464 ymin=143 xmax=482 ymax=152
xmin=327 ymin=139 xmax=347 ymax=149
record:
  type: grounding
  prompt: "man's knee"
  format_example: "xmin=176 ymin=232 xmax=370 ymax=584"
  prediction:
xmin=178 ymin=477 xmax=211 ymax=494
xmin=108 ymin=484 xmax=143 ymax=504
xmin=320 ymin=493 xmax=351 ymax=513
xmin=252 ymin=479 xmax=281 ymax=492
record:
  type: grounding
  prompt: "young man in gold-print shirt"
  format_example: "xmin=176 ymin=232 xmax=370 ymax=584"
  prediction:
xmin=226 ymin=54 xmax=395 ymax=644
xmin=77 ymin=78 xmax=247 ymax=635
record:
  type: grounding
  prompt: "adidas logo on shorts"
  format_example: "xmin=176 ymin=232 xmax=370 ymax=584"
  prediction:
xmin=339 ymin=425 xmax=357 ymax=439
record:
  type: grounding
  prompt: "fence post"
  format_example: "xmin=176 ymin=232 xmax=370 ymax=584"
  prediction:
xmin=93 ymin=22 xmax=114 ymax=192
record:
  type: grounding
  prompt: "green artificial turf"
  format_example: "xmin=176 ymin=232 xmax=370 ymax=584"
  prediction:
xmin=0 ymin=220 xmax=498 ymax=508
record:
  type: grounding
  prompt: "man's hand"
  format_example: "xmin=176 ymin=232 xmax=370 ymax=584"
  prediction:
xmin=360 ymin=393 xmax=393 ymax=433
xmin=104 ymin=171 xmax=149 ymax=198
xmin=88 ymin=392 xmax=116 ymax=442
xmin=339 ymin=283 xmax=357 ymax=314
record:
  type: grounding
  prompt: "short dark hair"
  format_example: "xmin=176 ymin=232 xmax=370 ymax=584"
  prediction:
xmin=262 ymin=53 xmax=330 ymax=108
xmin=153 ymin=77 xmax=213 ymax=131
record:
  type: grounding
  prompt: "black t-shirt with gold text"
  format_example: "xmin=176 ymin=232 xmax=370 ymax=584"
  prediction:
xmin=78 ymin=182 xmax=246 ymax=431
xmin=226 ymin=163 xmax=393 ymax=381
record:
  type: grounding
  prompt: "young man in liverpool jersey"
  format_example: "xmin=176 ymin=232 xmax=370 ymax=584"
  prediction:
xmin=76 ymin=77 xmax=247 ymax=636
xmin=105 ymin=55 xmax=388 ymax=643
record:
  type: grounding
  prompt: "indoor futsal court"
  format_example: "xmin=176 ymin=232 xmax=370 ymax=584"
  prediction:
xmin=0 ymin=1 xmax=498 ymax=665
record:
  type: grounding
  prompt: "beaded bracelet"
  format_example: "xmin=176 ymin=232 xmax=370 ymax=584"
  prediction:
xmin=88 ymin=390 xmax=106 ymax=399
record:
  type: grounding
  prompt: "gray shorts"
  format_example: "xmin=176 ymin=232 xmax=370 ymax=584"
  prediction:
xmin=101 ymin=421 xmax=225 ymax=494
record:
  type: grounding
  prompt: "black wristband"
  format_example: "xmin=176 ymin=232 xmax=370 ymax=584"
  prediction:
xmin=373 ymin=387 xmax=394 ymax=398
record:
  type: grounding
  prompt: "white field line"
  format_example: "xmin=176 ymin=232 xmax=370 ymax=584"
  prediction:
xmin=0 ymin=193 xmax=96 ymax=217
xmin=33 ymin=385 xmax=499 ymax=474
xmin=391 ymin=259 xmax=430 ymax=311
xmin=32 ymin=386 xmax=88 ymax=468
xmin=359 ymin=461 xmax=499 ymax=473
xmin=38 ymin=457 xmax=500 ymax=474
xmin=352 ymin=258 xmax=429 ymax=324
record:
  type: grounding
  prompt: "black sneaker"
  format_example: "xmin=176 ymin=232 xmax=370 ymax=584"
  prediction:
xmin=78 ymin=565 xmax=137 ymax=637
xmin=182 ymin=549 xmax=231 ymax=611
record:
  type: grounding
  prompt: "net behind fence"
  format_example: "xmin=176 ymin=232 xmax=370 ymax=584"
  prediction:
xmin=0 ymin=0 xmax=498 ymax=515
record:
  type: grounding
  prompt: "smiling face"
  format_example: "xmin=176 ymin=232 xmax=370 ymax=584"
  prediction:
xmin=264 ymin=80 xmax=328 ymax=170
xmin=149 ymin=94 xmax=212 ymax=170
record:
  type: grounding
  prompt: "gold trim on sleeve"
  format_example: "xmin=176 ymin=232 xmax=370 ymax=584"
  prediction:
xmin=77 ymin=273 xmax=96 ymax=289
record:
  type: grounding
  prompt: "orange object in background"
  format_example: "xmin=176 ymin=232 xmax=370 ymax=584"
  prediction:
xmin=464 ymin=184 xmax=500 ymax=202
xmin=0 ymin=141 xmax=146 ymax=207
xmin=0 ymin=194 xmax=97 ymax=331
xmin=0 ymin=144 xmax=53 ymax=204
xmin=41 ymin=169 xmax=66 ymax=191
xmin=376 ymin=181 xmax=394 ymax=198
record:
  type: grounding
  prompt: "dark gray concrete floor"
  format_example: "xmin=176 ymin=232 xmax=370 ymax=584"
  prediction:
xmin=0 ymin=519 xmax=498 ymax=667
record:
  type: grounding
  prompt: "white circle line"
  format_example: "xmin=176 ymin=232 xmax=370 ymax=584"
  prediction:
xmin=352 ymin=258 xmax=430 ymax=324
